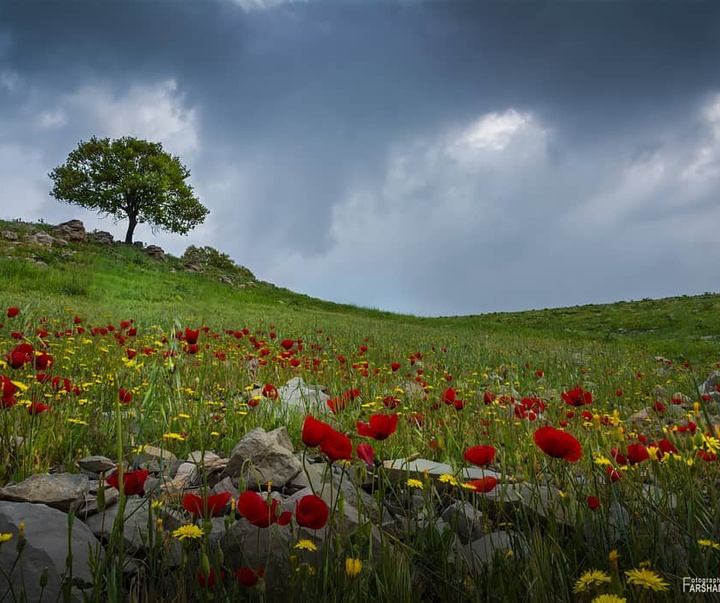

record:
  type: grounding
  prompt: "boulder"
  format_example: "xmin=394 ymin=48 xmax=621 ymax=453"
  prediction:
xmin=54 ymin=219 xmax=86 ymax=242
xmin=0 ymin=473 xmax=90 ymax=513
xmin=1 ymin=231 xmax=18 ymax=241
xmin=144 ymin=245 xmax=165 ymax=261
xmin=26 ymin=232 xmax=54 ymax=246
xmin=276 ymin=377 xmax=331 ymax=412
xmin=0 ymin=501 xmax=104 ymax=602
xmin=220 ymin=427 xmax=302 ymax=489
xmin=83 ymin=497 xmax=152 ymax=554
xmin=92 ymin=231 xmax=114 ymax=245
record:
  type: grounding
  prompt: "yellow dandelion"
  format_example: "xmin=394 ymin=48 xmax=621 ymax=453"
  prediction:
xmin=438 ymin=474 xmax=459 ymax=486
xmin=345 ymin=557 xmax=362 ymax=578
xmin=163 ymin=432 xmax=185 ymax=442
xmin=625 ymin=568 xmax=670 ymax=592
xmin=698 ymin=539 xmax=720 ymax=551
xmin=591 ymin=595 xmax=627 ymax=603
xmin=172 ymin=524 xmax=204 ymax=541
xmin=67 ymin=418 xmax=88 ymax=426
xmin=407 ymin=478 xmax=424 ymax=490
xmin=178 ymin=413 xmax=190 ymax=419
xmin=593 ymin=454 xmax=612 ymax=466
xmin=294 ymin=539 xmax=317 ymax=551
xmin=0 ymin=533 xmax=12 ymax=543
xmin=573 ymin=569 xmax=612 ymax=593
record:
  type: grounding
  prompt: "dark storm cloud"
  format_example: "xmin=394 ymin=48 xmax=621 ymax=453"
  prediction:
xmin=1 ymin=0 xmax=719 ymax=315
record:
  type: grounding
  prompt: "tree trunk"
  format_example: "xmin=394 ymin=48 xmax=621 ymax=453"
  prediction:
xmin=125 ymin=213 xmax=137 ymax=244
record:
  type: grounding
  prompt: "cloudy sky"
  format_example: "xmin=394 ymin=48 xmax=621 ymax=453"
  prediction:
xmin=1 ymin=0 xmax=719 ymax=316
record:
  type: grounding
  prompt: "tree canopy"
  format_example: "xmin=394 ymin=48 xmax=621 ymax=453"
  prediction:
xmin=49 ymin=136 xmax=209 ymax=244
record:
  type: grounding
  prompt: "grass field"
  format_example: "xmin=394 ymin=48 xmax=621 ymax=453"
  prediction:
xmin=0 ymin=219 xmax=719 ymax=602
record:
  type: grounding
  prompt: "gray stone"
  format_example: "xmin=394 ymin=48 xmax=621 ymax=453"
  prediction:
xmin=1 ymin=230 xmax=18 ymax=241
xmin=77 ymin=480 xmax=119 ymax=518
xmin=463 ymin=530 xmax=525 ymax=570
xmin=276 ymin=377 xmax=331 ymax=412
xmin=441 ymin=500 xmax=486 ymax=544
xmin=144 ymin=245 xmax=165 ymax=261
xmin=700 ymin=372 xmax=720 ymax=402
xmin=77 ymin=455 xmax=115 ymax=476
xmin=27 ymin=232 xmax=54 ymax=246
xmin=92 ymin=230 xmax=114 ymax=245
xmin=0 ymin=501 xmax=104 ymax=602
xmin=54 ymin=219 xmax=86 ymax=242
xmin=82 ymin=497 xmax=152 ymax=554
xmin=220 ymin=427 xmax=302 ymax=489
xmin=0 ymin=473 xmax=90 ymax=513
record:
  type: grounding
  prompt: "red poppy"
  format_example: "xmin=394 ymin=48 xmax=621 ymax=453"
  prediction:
xmin=118 ymin=388 xmax=133 ymax=404
xmin=262 ymin=383 xmax=278 ymax=400
xmin=587 ymin=495 xmax=600 ymax=510
xmin=319 ymin=429 xmax=353 ymax=462
xmin=533 ymin=426 xmax=582 ymax=462
xmin=605 ymin=466 xmax=623 ymax=482
xmin=6 ymin=307 xmax=19 ymax=318
xmin=34 ymin=352 xmax=53 ymax=370
xmin=483 ymin=391 xmax=496 ymax=405
xmin=106 ymin=468 xmax=149 ymax=496
xmin=465 ymin=476 xmax=498 ymax=493
xmin=697 ymin=450 xmax=717 ymax=462
xmin=356 ymin=414 xmax=398 ymax=440
xmin=356 ymin=443 xmax=375 ymax=467
xmin=327 ymin=397 xmax=345 ymax=414
xmin=561 ymin=386 xmax=593 ymax=407
xmin=182 ymin=491 xmax=233 ymax=517
xmin=184 ymin=343 xmax=200 ymax=354
xmin=441 ymin=387 xmax=456 ymax=405
xmin=198 ymin=569 xmax=225 ymax=588
xmin=301 ymin=415 xmax=331 ymax=447
xmin=295 ymin=494 xmax=329 ymax=530
xmin=237 ymin=491 xmax=291 ymax=528
xmin=390 ymin=362 xmax=401 ymax=372
xmin=6 ymin=343 xmax=34 ymax=369
xmin=463 ymin=445 xmax=496 ymax=466
xmin=655 ymin=439 xmax=678 ymax=457
xmin=626 ymin=443 xmax=649 ymax=465
xmin=280 ymin=339 xmax=294 ymax=350
xmin=184 ymin=328 xmax=200 ymax=344
xmin=535 ymin=370 xmax=544 ymax=378
xmin=234 ymin=568 xmax=264 ymax=587
xmin=28 ymin=401 xmax=51 ymax=415
xmin=382 ymin=396 xmax=401 ymax=409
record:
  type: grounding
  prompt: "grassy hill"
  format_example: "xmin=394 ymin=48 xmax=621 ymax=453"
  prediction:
xmin=1 ymin=218 xmax=717 ymax=359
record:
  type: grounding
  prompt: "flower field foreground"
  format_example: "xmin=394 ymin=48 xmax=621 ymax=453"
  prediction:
xmin=0 ymin=304 xmax=719 ymax=602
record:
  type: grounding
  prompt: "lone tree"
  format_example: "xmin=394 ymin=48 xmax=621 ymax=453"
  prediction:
xmin=49 ymin=136 xmax=209 ymax=244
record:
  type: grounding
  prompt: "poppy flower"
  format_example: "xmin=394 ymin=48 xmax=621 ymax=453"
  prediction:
xmin=280 ymin=339 xmax=294 ymax=350
xmin=626 ymin=443 xmax=649 ymax=465
xmin=356 ymin=414 xmax=398 ymax=441
xmin=234 ymin=568 xmax=264 ymax=587
xmin=327 ymin=397 xmax=345 ymax=414
xmin=118 ymin=388 xmax=133 ymax=404
xmin=34 ymin=352 xmax=53 ymax=371
xmin=198 ymin=569 xmax=225 ymax=588
xmin=106 ymin=468 xmax=149 ymax=496
xmin=483 ymin=391 xmax=496 ymax=405
xmin=655 ymin=439 xmax=678 ymax=457
xmin=463 ymin=445 xmax=496 ymax=467
xmin=184 ymin=343 xmax=200 ymax=354
xmin=6 ymin=307 xmax=19 ymax=318
xmin=302 ymin=415 xmax=331 ymax=447
xmin=182 ymin=491 xmax=233 ymax=517
xmin=533 ymin=426 xmax=583 ymax=462
xmin=237 ymin=490 xmax=291 ymax=528
xmin=465 ymin=476 xmax=498 ymax=493
xmin=605 ymin=466 xmax=623 ymax=482
xmin=184 ymin=328 xmax=200 ymax=344
xmin=587 ymin=496 xmax=600 ymax=510
xmin=441 ymin=388 xmax=456 ymax=405
xmin=319 ymin=429 xmax=353 ymax=462
xmin=562 ymin=386 xmax=593 ymax=407
xmin=262 ymin=383 xmax=278 ymax=400
xmin=356 ymin=443 xmax=375 ymax=467
xmin=6 ymin=343 xmax=34 ymax=369
xmin=390 ymin=362 xmax=401 ymax=372
xmin=295 ymin=494 xmax=329 ymax=530
xmin=28 ymin=401 xmax=51 ymax=415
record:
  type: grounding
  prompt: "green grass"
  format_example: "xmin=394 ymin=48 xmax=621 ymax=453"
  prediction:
xmin=0 ymin=218 xmax=719 ymax=602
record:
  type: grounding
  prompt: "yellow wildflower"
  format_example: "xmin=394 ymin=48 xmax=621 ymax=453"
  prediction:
xmin=625 ymin=568 xmax=670 ymax=592
xmin=294 ymin=539 xmax=317 ymax=551
xmin=573 ymin=569 xmax=611 ymax=593
xmin=0 ymin=533 xmax=12 ymax=543
xmin=407 ymin=478 xmax=424 ymax=489
xmin=345 ymin=557 xmax=362 ymax=578
xmin=698 ymin=539 xmax=720 ymax=551
xmin=172 ymin=524 xmax=204 ymax=541
xmin=591 ymin=596 xmax=626 ymax=603
xmin=438 ymin=474 xmax=459 ymax=486
xmin=163 ymin=432 xmax=185 ymax=442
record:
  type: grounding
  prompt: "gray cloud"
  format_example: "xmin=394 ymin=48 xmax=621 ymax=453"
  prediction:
xmin=0 ymin=1 xmax=719 ymax=315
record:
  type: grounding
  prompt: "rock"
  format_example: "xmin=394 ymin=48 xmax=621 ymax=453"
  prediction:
xmin=34 ymin=260 xmax=48 ymax=269
xmin=77 ymin=480 xmax=119 ymax=518
xmin=0 ymin=473 xmax=90 ymax=513
xmin=382 ymin=458 xmax=502 ymax=485
xmin=83 ymin=497 xmax=152 ymax=554
xmin=462 ymin=530 xmax=525 ymax=570
xmin=184 ymin=263 xmax=203 ymax=272
xmin=220 ymin=427 xmax=302 ymax=489
xmin=626 ymin=407 xmax=654 ymax=424
xmin=276 ymin=377 xmax=331 ymax=412
xmin=53 ymin=219 xmax=86 ymax=242
xmin=133 ymin=241 xmax=144 ymax=248
xmin=218 ymin=275 xmax=232 ymax=285
xmin=144 ymin=245 xmax=165 ymax=261
xmin=0 ymin=501 xmax=104 ymax=602
xmin=700 ymin=372 xmax=720 ymax=402
xmin=441 ymin=500 xmax=486 ymax=544
xmin=483 ymin=483 xmax=574 ymax=529
xmin=77 ymin=455 xmax=115 ymax=476
xmin=26 ymin=232 xmax=54 ymax=246
xmin=1 ymin=231 xmax=18 ymax=241
xmin=92 ymin=231 xmax=114 ymax=245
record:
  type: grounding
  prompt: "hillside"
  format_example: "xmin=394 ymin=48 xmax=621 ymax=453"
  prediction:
xmin=1 ymin=217 xmax=718 ymax=358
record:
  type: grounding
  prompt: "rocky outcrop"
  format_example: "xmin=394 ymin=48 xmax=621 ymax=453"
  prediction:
xmin=92 ymin=230 xmax=114 ymax=245
xmin=54 ymin=219 xmax=87 ymax=242
xmin=144 ymin=245 xmax=165 ymax=261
